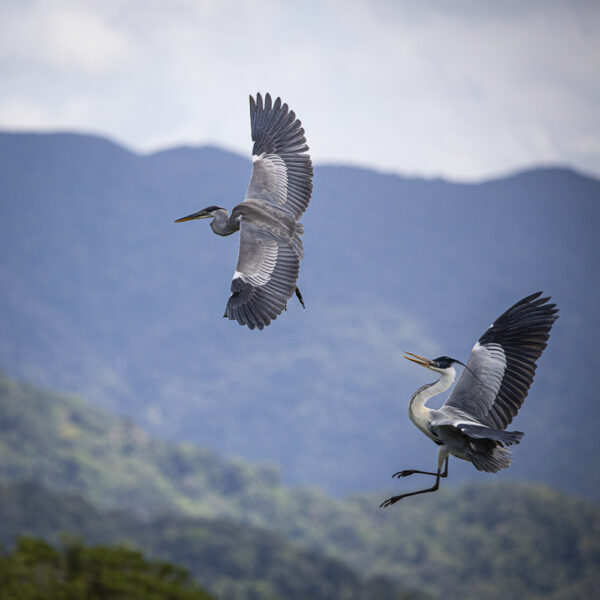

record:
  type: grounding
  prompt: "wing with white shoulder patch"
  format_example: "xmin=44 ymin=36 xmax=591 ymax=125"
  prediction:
xmin=244 ymin=93 xmax=313 ymax=220
xmin=233 ymin=222 xmax=279 ymax=287
xmin=444 ymin=292 xmax=559 ymax=429
xmin=224 ymin=220 xmax=300 ymax=330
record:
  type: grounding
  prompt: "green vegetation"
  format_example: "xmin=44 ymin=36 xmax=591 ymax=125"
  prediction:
xmin=0 ymin=371 xmax=599 ymax=599
xmin=0 ymin=483 xmax=411 ymax=600
xmin=0 ymin=369 xmax=283 ymax=518
xmin=0 ymin=536 xmax=213 ymax=600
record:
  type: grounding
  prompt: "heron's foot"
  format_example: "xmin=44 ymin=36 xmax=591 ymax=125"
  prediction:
xmin=379 ymin=495 xmax=403 ymax=508
xmin=393 ymin=469 xmax=417 ymax=479
xmin=295 ymin=287 xmax=306 ymax=310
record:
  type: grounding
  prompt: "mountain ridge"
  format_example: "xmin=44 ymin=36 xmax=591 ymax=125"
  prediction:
xmin=0 ymin=130 xmax=598 ymax=498
xmin=3 ymin=129 xmax=597 ymax=184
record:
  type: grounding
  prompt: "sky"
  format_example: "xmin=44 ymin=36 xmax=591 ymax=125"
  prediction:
xmin=1 ymin=0 xmax=599 ymax=180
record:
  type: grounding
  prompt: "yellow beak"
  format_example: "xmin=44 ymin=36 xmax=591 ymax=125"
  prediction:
xmin=404 ymin=352 xmax=436 ymax=368
xmin=174 ymin=210 xmax=210 ymax=223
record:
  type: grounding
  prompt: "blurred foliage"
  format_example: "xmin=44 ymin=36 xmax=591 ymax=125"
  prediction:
xmin=0 ymin=484 xmax=413 ymax=600
xmin=0 ymin=536 xmax=213 ymax=599
xmin=0 ymin=371 xmax=599 ymax=599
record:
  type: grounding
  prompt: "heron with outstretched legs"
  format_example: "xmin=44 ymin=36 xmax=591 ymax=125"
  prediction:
xmin=175 ymin=92 xmax=313 ymax=330
xmin=380 ymin=292 xmax=559 ymax=508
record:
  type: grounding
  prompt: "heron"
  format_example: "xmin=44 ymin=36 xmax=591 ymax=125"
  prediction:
xmin=175 ymin=92 xmax=313 ymax=330
xmin=380 ymin=292 xmax=558 ymax=508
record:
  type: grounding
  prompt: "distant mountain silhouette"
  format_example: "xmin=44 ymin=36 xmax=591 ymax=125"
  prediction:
xmin=1 ymin=131 xmax=598 ymax=498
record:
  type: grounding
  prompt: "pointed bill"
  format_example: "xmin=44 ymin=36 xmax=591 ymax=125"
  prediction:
xmin=174 ymin=210 xmax=212 ymax=223
xmin=404 ymin=352 xmax=436 ymax=367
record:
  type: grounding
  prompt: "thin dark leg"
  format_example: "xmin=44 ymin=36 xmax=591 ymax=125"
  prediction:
xmin=380 ymin=457 xmax=449 ymax=508
xmin=393 ymin=457 xmax=449 ymax=479
xmin=295 ymin=287 xmax=305 ymax=309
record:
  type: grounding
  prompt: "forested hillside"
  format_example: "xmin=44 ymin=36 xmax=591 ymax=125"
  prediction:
xmin=0 ymin=483 xmax=412 ymax=600
xmin=1 ymin=372 xmax=598 ymax=599
xmin=1 ymin=132 xmax=598 ymax=498
xmin=0 ymin=536 xmax=215 ymax=600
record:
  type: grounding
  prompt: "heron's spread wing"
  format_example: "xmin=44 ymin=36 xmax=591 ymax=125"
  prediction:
xmin=224 ymin=220 xmax=300 ymax=330
xmin=444 ymin=292 xmax=559 ymax=429
xmin=245 ymin=93 xmax=313 ymax=220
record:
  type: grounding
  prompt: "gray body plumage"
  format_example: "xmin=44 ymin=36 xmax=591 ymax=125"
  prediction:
xmin=381 ymin=292 xmax=559 ymax=507
xmin=226 ymin=93 xmax=312 ymax=330
xmin=175 ymin=93 xmax=313 ymax=330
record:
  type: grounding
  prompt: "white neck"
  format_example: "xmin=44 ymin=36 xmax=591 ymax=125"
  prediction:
xmin=408 ymin=367 xmax=456 ymax=436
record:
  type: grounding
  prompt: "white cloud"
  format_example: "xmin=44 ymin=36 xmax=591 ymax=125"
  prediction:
xmin=0 ymin=96 xmax=95 ymax=130
xmin=0 ymin=1 xmax=136 ymax=73
xmin=0 ymin=0 xmax=598 ymax=180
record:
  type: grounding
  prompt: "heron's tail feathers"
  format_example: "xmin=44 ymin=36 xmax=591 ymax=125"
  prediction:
xmin=463 ymin=426 xmax=523 ymax=473
xmin=471 ymin=444 xmax=513 ymax=473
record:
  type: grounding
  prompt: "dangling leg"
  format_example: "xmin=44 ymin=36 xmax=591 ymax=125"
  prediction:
xmin=393 ymin=457 xmax=449 ymax=479
xmin=380 ymin=449 xmax=449 ymax=508
xmin=295 ymin=287 xmax=305 ymax=309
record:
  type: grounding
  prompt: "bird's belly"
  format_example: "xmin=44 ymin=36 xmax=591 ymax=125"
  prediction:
xmin=428 ymin=422 xmax=473 ymax=463
xmin=441 ymin=435 xmax=472 ymax=463
xmin=449 ymin=447 xmax=471 ymax=462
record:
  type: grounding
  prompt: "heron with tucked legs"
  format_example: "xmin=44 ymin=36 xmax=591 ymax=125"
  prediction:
xmin=380 ymin=292 xmax=559 ymax=508
xmin=175 ymin=92 xmax=313 ymax=330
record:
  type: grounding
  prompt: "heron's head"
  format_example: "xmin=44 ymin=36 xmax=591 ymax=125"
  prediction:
xmin=174 ymin=206 xmax=225 ymax=223
xmin=404 ymin=352 xmax=464 ymax=374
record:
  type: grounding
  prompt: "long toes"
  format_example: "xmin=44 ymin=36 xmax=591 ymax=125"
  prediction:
xmin=379 ymin=496 xmax=400 ymax=508
xmin=392 ymin=470 xmax=413 ymax=478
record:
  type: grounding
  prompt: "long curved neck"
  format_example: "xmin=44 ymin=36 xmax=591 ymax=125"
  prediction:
xmin=409 ymin=368 xmax=456 ymax=434
xmin=210 ymin=209 xmax=239 ymax=236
